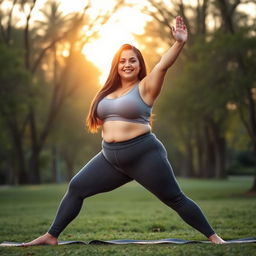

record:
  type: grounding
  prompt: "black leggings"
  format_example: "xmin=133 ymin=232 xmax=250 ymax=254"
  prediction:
xmin=48 ymin=132 xmax=215 ymax=238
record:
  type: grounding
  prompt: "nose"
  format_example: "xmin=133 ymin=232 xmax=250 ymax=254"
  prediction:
xmin=124 ymin=61 xmax=132 ymax=67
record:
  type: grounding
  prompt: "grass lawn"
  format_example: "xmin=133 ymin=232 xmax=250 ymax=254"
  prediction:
xmin=0 ymin=176 xmax=255 ymax=255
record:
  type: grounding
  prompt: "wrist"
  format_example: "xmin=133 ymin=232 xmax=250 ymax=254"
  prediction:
xmin=175 ymin=41 xmax=186 ymax=48
xmin=175 ymin=40 xmax=186 ymax=45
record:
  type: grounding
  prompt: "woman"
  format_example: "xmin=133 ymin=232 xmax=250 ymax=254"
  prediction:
xmin=23 ymin=16 xmax=225 ymax=246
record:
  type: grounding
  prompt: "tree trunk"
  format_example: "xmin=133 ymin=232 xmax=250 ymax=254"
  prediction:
xmin=249 ymin=146 xmax=256 ymax=192
xmin=196 ymin=0 xmax=208 ymax=35
xmin=28 ymin=107 xmax=41 ymax=184
xmin=215 ymin=0 xmax=237 ymax=34
xmin=209 ymin=120 xmax=226 ymax=178
xmin=179 ymin=129 xmax=195 ymax=177
xmin=65 ymin=159 xmax=74 ymax=182
xmin=214 ymin=136 xmax=226 ymax=178
xmin=51 ymin=145 xmax=57 ymax=183
xmin=249 ymin=176 xmax=256 ymax=192
xmin=181 ymin=138 xmax=195 ymax=177
xmin=196 ymin=128 xmax=204 ymax=177
xmin=28 ymin=149 xmax=41 ymax=184
xmin=9 ymin=120 xmax=27 ymax=184
xmin=201 ymin=122 xmax=215 ymax=178
xmin=14 ymin=134 xmax=27 ymax=184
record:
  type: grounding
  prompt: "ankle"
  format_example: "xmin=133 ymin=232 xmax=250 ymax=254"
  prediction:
xmin=208 ymin=233 xmax=217 ymax=240
xmin=46 ymin=233 xmax=58 ymax=239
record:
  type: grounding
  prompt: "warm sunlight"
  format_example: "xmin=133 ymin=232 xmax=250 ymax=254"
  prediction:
xmin=24 ymin=0 xmax=150 ymax=85
xmin=82 ymin=7 xmax=149 ymax=85
xmin=8 ymin=0 xmax=256 ymax=86
xmin=56 ymin=0 xmax=150 ymax=85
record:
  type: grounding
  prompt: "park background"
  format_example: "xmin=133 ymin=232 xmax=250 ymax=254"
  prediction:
xmin=0 ymin=0 xmax=256 ymax=255
xmin=0 ymin=0 xmax=256 ymax=189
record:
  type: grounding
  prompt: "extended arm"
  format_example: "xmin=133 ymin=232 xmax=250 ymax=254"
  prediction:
xmin=141 ymin=16 xmax=188 ymax=105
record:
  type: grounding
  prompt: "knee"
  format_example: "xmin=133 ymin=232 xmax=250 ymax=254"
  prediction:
xmin=165 ymin=192 xmax=188 ymax=211
xmin=67 ymin=176 xmax=92 ymax=199
xmin=67 ymin=177 xmax=83 ymax=197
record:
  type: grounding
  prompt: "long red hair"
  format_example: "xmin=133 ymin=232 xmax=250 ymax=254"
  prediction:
xmin=86 ymin=44 xmax=147 ymax=133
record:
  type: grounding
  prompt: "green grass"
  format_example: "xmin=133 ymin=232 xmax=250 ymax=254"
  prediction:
xmin=0 ymin=176 xmax=255 ymax=255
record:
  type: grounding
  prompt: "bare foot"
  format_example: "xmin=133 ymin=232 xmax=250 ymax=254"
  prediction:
xmin=208 ymin=233 xmax=226 ymax=244
xmin=22 ymin=233 xmax=58 ymax=247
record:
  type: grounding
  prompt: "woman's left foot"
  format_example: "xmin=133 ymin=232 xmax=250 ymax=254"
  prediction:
xmin=208 ymin=233 xmax=226 ymax=244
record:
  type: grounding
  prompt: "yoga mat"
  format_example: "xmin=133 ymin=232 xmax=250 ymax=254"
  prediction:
xmin=1 ymin=237 xmax=256 ymax=247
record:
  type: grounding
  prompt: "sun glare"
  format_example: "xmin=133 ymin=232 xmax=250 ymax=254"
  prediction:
xmin=9 ymin=0 xmax=256 ymax=86
xmin=82 ymin=7 xmax=149 ymax=85
xmin=9 ymin=0 xmax=149 ymax=86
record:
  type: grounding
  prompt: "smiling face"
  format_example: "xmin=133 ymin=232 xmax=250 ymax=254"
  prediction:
xmin=118 ymin=49 xmax=141 ymax=82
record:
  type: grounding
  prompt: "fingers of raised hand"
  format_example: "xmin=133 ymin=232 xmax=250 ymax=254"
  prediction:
xmin=176 ymin=16 xmax=187 ymax=31
xmin=176 ymin=16 xmax=182 ymax=30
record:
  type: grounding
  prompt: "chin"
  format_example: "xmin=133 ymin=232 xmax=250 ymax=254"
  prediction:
xmin=120 ymin=73 xmax=139 ymax=80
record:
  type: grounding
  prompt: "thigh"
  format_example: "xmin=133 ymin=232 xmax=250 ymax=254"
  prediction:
xmin=69 ymin=152 xmax=133 ymax=198
xmin=125 ymin=139 xmax=182 ymax=201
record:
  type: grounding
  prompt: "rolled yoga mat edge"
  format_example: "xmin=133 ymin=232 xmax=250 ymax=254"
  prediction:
xmin=1 ymin=237 xmax=256 ymax=247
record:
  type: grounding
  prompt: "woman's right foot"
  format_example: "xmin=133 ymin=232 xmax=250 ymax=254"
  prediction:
xmin=22 ymin=233 xmax=58 ymax=247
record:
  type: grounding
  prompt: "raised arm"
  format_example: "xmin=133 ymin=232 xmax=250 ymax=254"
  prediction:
xmin=140 ymin=16 xmax=188 ymax=106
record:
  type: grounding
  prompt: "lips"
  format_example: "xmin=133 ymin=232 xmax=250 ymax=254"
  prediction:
xmin=123 ymin=69 xmax=133 ymax=73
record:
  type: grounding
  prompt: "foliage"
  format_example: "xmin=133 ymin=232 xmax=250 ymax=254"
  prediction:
xmin=136 ymin=1 xmax=256 ymax=180
xmin=0 ymin=44 xmax=31 ymax=117
xmin=0 ymin=0 xmax=123 ymax=184
xmin=0 ymin=0 xmax=256 ymax=184
xmin=0 ymin=44 xmax=32 ymax=183
xmin=47 ymin=53 xmax=102 ymax=182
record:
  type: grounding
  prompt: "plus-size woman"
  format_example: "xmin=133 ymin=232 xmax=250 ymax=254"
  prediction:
xmin=24 ymin=16 xmax=225 ymax=246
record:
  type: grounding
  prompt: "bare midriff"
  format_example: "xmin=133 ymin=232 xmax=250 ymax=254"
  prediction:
xmin=101 ymin=121 xmax=151 ymax=143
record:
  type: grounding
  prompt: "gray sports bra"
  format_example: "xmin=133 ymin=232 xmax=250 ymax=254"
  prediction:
xmin=97 ymin=84 xmax=152 ymax=124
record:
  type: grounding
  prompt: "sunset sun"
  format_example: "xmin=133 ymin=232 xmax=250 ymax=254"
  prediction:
xmin=82 ymin=6 xmax=149 ymax=85
xmin=24 ymin=0 xmax=255 ymax=87
xmin=18 ymin=0 xmax=150 ymax=85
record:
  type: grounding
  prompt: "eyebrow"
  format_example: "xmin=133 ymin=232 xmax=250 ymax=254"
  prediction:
xmin=120 ymin=57 xmax=137 ymax=60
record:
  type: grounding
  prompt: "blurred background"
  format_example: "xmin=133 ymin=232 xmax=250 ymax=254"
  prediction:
xmin=0 ymin=0 xmax=255 ymax=191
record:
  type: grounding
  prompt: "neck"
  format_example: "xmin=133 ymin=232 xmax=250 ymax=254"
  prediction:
xmin=120 ymin=79 xmax=140 ymax=88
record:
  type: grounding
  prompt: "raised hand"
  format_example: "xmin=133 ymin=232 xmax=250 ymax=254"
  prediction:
xmin=171 ymin=16 xmax=188 ymax=43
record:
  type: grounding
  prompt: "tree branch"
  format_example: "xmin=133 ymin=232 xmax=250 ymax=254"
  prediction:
xmin=31 ymin=35 xmax=65 ymax=74
xmin=236 ymin=101 xmax=254 ymax=142
xmin=6 ymin=0 xmax=18 ymax=45
xmin=31 ymin=1 xmax=91 ymax=74
xmin=231 ymin=0 xmax=241 ymax=13
xmin=145 ymin=0 xmax=175 ymax=31
xmin=24 ymin=0 xmax=37 ymax=69
xmin=79 ymin=0 xmax=125 ymax=51
xmin=0 ymin=14 xmax=7 ymax=43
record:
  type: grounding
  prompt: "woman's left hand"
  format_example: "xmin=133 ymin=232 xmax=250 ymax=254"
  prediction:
xmin=171 ymin=16 xmax=188 ymax=43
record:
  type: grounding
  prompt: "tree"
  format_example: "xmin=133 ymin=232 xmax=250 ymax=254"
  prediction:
xmin=0 ymin=0 xmax=125 ymax=184
xmin=48 ymin=52 xmax=101 ymax=182
xmin=138 ymin=0 xmax=228 ymax=177
xmin=136 ymin=0 xmax=256 ymax=181
xmin=213 ymin=0 xmax=256 ymax=190
xmin=0 ymin=44 xmax=31 ymax=184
